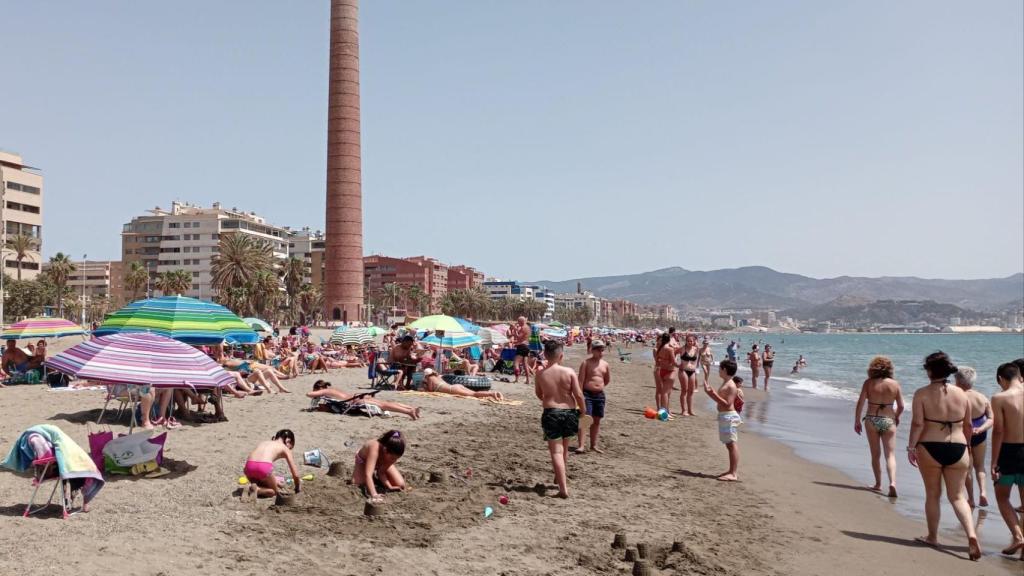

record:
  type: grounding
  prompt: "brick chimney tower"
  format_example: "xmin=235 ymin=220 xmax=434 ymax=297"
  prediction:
xmin=324 ymin=0 xmax=364 ymax=323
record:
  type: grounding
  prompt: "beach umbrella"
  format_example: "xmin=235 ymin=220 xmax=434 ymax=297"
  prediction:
xmin=45 ymin=332 xmax=236 ymax=389
xmin=1 ymin=317 xmax=86 ymax=340
xmin=477 ymin=327 xmax=509 ymax=346
xmin=489 ymin=323 xmax=510 ymax=335
xmin=366 ymin=326 xmax=384 ymax=337
xmin=409 ymin=315 xmax=465 ymax=333
xmin=93 ymin=295 xmax=259 ymax=345
xmin=332 ymin=324 xmax=348 ymax=334
xmin=541 ymin=328 xmax=568 ymax=339
xmin=331 ymin=327 xmax=373 ymax=346
xmin=421 ymin=331 xmax=481 ymax=349
xmin=243 ymin=317 xmax=273 ymax=333
xmin=548 ymin=320 xmax=565 ymax=328
xmin=454 ymin=317 xmax=483 ymax=333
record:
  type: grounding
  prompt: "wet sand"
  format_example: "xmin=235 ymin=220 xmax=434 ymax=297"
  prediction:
xmin=0 ymin=337 xmax=1017 ymax=575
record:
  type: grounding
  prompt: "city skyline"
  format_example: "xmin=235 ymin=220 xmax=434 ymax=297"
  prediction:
xmin=2 ymin=0 xmax=1022 ymax=281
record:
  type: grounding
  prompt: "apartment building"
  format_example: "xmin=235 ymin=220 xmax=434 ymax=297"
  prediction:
xmin=45 ymin=260 xmax=125 ymax=305
xmin=289 ymin=228 xmax=326 ymax=287
xmin=121 ymin=201 xmax=290 ymax=300
xmin=447 ymin=265 xmax=484 ymax=292
xmin=0 ymin=151 xmax=43 ymax=279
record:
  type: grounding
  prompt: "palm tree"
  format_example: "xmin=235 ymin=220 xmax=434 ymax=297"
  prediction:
xmin=249 ymin=268 xmax=281 ymax=320
xmin=282 ymin=257 xmax=305 ymax=312
xmin=210 ymin=234 xmax=271 ymax=295
xmin=124 ymin=261 xmax=150 ymax=301
xmin=381 ymin=283 xmax=404 ymax=315
xmin=405 ymin=284 xmax=429 ymax=316
xmin=4 ymin=234 xmax=38 ymax=281
xmin=297 ymin=283 xmax=322 ymax=325
xmin=46 ymin=253 xmax=76 ymax=318
xmin=155 ymin=269 xmax=192 ymax=296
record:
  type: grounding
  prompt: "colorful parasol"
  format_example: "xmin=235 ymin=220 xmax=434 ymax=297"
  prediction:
xmin=477 ymin=327 xmax=509 ymax=346
xmin=409 ymin=315 xmax=465 ymax=333
xmin=93 ymin=296 xmax=259 ymax=345
xmin=243 ymin=317 xmax=273 ymax=333
xmin=1 ymin=317 xmax=86 ymax=340
xmin=45 ymin=332 xmax=236 ymax=389
xmin=421 ymin=331 xmax=481 ymax=349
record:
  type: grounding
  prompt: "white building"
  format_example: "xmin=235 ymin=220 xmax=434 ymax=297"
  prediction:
xmin=0 ymin=151 xmax=44 ymax=280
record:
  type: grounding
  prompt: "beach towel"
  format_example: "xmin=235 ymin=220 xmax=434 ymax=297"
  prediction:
xmin=398 ymin=391 xmax=524 ymax=406
xmin=1 ymin=424 xmax=104 ymax=504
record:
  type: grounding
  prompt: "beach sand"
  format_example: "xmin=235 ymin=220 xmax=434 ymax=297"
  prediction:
xmin=0 ymin=339 xmax=1017 ymax=576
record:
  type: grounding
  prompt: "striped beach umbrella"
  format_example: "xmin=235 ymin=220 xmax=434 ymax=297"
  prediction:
xmin=421 ymin=331 xmax=481 ymax=349
xmin=331 ymin=327 xmax=373 ymax=345
xmin=93 ymin=296 xmax=259 ymax=345
xmin=45 ymin=332 xmax=236 ymax=389
xmin=454 ymin=317 xmax=483 ymax=333
xmin=477 ymin=327 xmax=509 ymax=346
xmin=243 ymin=317 xmax=273 ymax=333
xmin=1 ymin=317 xmax=86 ymax=340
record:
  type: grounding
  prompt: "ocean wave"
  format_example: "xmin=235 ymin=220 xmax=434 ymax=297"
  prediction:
xmin=782 ymin=377 xmax=859 ymax=401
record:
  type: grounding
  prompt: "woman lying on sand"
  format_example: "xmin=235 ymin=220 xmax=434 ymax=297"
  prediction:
xmin=306 ymin=380 xmax=422 ymax=420
xmin=220 ymin=357 xmax=291 ymax=393
xmin=421 ymin=369 xmax=504 ymax=400
xmin=352 ymin=430 xmax=407 ymax=503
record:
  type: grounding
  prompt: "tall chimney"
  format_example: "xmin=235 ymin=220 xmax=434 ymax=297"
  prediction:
xmin=323 ymin=0 xmax=364 ymax=323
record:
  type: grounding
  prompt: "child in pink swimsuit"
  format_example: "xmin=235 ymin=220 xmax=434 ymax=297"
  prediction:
xmin=243 ymin=429 xmax=301 ymax=499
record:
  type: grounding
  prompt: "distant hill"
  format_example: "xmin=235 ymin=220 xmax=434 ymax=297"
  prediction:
xmin=782 ymin=298 xmax=983 ymax=325
xmin=530 ymin=267 xmax=1023 ymax=312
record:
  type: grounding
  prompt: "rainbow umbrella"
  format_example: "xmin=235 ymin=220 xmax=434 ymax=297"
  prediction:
xmin=45 ymin=333 xmax=236 ymax=389
xmin=421 ymin=331 xmax=481 ymax=349
xmin=1 ymin=317 xmax=86 ymax=340
xmin=409 ymin=315 xmax=465 ymax=333
xmin=93 ymin=296 xmax=259 ymax=345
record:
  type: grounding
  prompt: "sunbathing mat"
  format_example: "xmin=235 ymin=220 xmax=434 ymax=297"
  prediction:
xmin=397 ymin=391 xmax=523 ymax=406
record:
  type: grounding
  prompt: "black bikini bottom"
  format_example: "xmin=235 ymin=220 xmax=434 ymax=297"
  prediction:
xmin=919 ymin=442 xmax=967 ymax=467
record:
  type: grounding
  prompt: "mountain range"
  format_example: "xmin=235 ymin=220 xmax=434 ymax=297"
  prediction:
xmin=530 ymin=267 xmax=1024 ymax=312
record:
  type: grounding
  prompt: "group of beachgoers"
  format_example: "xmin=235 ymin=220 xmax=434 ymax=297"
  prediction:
xmin=853 ymin=353 xmax=1024 ymax=561
xmin=0 ymin=339 xmax=50 ymax=385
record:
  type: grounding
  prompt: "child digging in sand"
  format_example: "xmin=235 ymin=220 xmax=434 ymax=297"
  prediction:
xmin=576 ymin=339 xmax=610 ymax=454
xmin=242 ymin=429 xmax=301 ymax=500
xmin=703 ymin=359 xmax=742 ymax=481
xmin=535 ymin=340 xmax=585 ymax=497
xmin=352 ymin=430 xmax=407 ymax=504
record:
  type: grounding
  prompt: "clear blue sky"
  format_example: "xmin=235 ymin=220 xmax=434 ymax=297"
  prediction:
xmin=2 ymin=0 xmax=1021 ymax=281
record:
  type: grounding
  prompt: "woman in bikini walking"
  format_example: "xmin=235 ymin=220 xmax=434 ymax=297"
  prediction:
xmin=677 ymin=334 xmax=699 ymax=417
xmin=654 ymin=333 xmax=676 ymax=418
xmin=747 ymin=344 xmax=762 ymax=389
xmin=854 ymin=356 xmax=904 ymax=497
xmin=907 ymin=351 xmax=981 ymax=560
xmin=761 ymin=344 xmax=776 ymax=389
xmin=698 ymin=338 xmax=714 ymax=386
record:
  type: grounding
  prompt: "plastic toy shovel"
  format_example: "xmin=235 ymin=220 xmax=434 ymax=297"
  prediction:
xmin=484 ymin=506 xmax=494 ymax=518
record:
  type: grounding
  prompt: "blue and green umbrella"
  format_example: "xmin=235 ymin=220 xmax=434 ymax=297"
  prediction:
xmin=94 ymin=296 xmax=259 ymax=345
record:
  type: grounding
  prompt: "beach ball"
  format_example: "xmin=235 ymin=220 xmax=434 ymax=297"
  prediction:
xmin=657 ymin=408 xmax=669 ymax=422
xmin=643 ymin=407 xmax=657 ymax=419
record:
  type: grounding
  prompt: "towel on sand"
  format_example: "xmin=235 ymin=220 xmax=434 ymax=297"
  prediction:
xmin=2 ymin=424 xmax=105 ymax=504
xmin=398 ymin=391 xmax=523 ymax=406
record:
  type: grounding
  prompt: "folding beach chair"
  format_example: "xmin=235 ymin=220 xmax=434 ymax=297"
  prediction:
xmin=368 ymin=350 xmax=400 ymax=390
xmin=97 ymin=384 xmax=140 ymax=428
xmin=24 ymin=449 xmax=77 ymax=519
xmin=617 ymin=347 xmax=633 ymax=363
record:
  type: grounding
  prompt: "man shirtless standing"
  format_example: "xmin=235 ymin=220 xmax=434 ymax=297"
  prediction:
xmin=535 ymin=341 xmax=585 ymax=498
xmin=389 ymin=335 xmax=418 ymax=390
xmin=576 ymin=340 xmax=610 ymax=454
xmin=511 ymin=316 xmax=532 ymax=384
xmin=991 ymin=361 xmax=1024 ymax=559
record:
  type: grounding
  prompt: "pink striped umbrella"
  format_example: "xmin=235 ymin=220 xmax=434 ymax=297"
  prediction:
xmin=45 ymin=332 xmax=234 ymax=389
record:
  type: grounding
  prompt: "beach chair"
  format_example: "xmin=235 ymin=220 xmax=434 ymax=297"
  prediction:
xmin=97 ymin=384 xmax=139 ymax=428
xmin=616 ymin=347 xmax=632 ymax=363
xmin=368 ymin=350 xmax=400 ymax=390
xmin=24 ymin=449 xmax=76 ymax=519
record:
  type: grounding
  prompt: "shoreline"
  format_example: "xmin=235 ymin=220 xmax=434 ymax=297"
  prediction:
xmin=0 ymin=337 xmax=1017 ymax=575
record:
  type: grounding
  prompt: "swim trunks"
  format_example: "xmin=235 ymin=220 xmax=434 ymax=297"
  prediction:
xmin=541 ymin=408 xmax=580 ymax=441
xmin=244 ymin=460 xmax=274 ymax=483
xmin=515 ymin=344 xmax=530 ymax=357
xmin=996 ymin=442 xmax=1024 ymax=486
xmin=583 ymin=390 xmax=606 ymax=419
xmin=717 ymin=411 xmax=742 ymax=444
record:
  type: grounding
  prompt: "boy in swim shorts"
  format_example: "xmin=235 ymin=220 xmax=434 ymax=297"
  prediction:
xmin=991 ymin=361 xmax=1024 ymax=557
xmin=703 ymin=359 xmax=742 ymax=481
xmin=576 ymin=340 xmax=610 ymax=454
xmin=242 ymin=429 xmax=301 ymax=499
xmin=535 ymin=340 xmax=585 ymax=498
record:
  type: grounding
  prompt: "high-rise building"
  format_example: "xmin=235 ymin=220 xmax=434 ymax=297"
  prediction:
xmin=0 ymin=151 xmax=44 ymax=280
xmin=447 ymin=265 xmax=484 ymax=292
xmin=363 ymin=255 xmax=451 ymax=315
xmin=289 ymin=228 xmax=326 ymax=287
xmin=323 ymin=0 xmax=365 ymax=323
xmin=121 ymin=201 xmax=290 ymax=300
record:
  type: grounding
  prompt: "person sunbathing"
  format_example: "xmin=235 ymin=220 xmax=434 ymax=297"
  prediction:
xmin=306 ymin=380 xmax=421 ymax=420
xmin=421 ymin=369 xmax=503 ymax=400
xmin=220 ymin=357 xmax=290 ymax=393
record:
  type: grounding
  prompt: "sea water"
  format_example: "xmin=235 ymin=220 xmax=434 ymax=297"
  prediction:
xmin=718 ymin=333 xmax=1024 ymax=554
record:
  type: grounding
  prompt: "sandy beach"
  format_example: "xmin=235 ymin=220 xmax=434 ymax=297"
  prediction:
xmin=0 ymin=337 xmax=1018 ymax=576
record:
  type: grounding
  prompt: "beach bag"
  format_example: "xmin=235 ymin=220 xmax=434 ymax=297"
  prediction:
xmin=87 ymin=423 xmax=114 ymax=474
xmin=102 ymin=432 xmax=167 ymax=475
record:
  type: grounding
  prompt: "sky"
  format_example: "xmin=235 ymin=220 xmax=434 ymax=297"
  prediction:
xmin=2 ymin=0 xmax=1022 ymax=282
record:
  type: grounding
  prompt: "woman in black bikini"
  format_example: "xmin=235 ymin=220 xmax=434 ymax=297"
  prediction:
xmin=761 ymin=344 xmax=775 ymax=389
xmin=907 ymin=351 xmax=981 ymax=561
xmin=677 ymin=334 xmax=699 ymax=417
